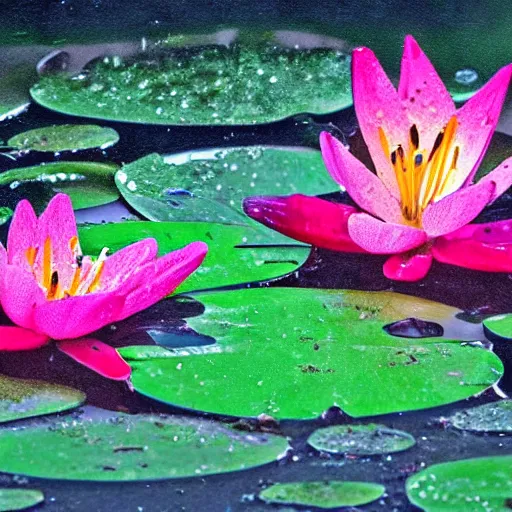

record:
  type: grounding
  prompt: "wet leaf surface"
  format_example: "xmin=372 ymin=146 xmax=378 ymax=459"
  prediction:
xmin=78 ymin=221 xmax=310 ymax=294
xmin=447 ymin=400 xmax=512 ymax=433
xmin=307 ymin=423 xmax=416 ymax=455
xmin=30 ymin=43 xmax=352 ymax=125
xmin=115 ymin=147 xmax=336 ymax=243
xmin=0 ymin=489 xmax=44 ymax=511
xmin=406 ymin=456 xmax=512 ymax=511
xmin=0 ymin=408 xmax=289 ymax=481
xmin=258 ymin=480 xmax=385 ymax=509
xmin=0 ymin=374 xmax=85 ymax=424
xmin=121 ymin=288 xmax=502 ymax=419
xmin=0 ymin=161 xmax=119 ymax=211
xmin=8 ymin=124 xmax=119 ymax=152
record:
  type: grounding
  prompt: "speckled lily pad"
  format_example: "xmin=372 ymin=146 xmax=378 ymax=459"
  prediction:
xmin=406 ymin=456 xmax=512 ymax=511
xmin=0 ymin=489 xmax=44 ymax=511
xmin=30 ymin=43 xmax=352 ymax=125
xmin=307 ymin=423 xmax=416 ymax=455
xmin=0 ymin=374 xmax=85 ymax=424
xmin=259 ymin=481 xmax=385 ymax=509
xmin=0 ymin=409 xmax=289 ymax=481
xmin=447 ymin=400 xmax=512 ymax=433
xmin=0 ymin=161 xmax=119 ymax=210
xmin=8 ymin=124 xmax=119 ymax=152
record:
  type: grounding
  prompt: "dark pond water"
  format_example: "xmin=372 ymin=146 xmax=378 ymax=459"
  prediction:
xmin=0 ymin=1 xmax=511 ymax=511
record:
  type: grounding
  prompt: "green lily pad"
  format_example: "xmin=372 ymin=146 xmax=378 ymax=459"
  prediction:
xmin=115 ymin=148 xmax=336 ymax=242
xmin=0 ymin=64 xmax=36 ymax=121
xmin=406 ymin=456 xmax=512 ymax=511
xmin=8 ymin=124 xmax=119 ymax=152
xmin=447 ymin=400 xmax=512 ymax=433
xmin=30 ymin=43 xmax=352 ymax=125
xmin=259 ymin=481 xmax=385 ymax=509
xmin=307 ymin=423 xmax=415 ymax=456
xmin=0 ymin=374 xmax=85 ymax=424
xmin=120 ymin=288 xmax=502 ymax=420
xmin=0 ymin=410 xmax=289 ymax=481
xmin=0 ymin=489 xmax=44 ymax=511
xmin=0 ymin=207 xmax=13 ymax=225
xmin=0 ymin=161 xmax=120 ymax=210
xmin=483 ymin=313 xmax=512 ymax=341
xmin=78 ymin=222 xmax=310 ymax=294
xmin=476 ymin=132 xmax=512 ymax=180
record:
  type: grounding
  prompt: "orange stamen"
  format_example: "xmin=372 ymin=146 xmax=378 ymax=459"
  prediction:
xmin=42 ymin=237 xmax=52 ymax=290
xmin=25 ymin=247 xmax=37 ymax=267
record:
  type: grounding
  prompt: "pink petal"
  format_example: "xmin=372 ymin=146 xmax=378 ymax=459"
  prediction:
xmin=348 ymin=213 xmax=427 ymax=254
xmin=33 ymin=193 xmax=79 ymax=289
xmin=383 ymin=251 xmax=433 ymax=282
xmin=117 ymin=241 xmax=208 ymax=321
xmin=319 ymin=132 xmax=403 ymax=223
xmin=453 ymin=63 xmax=512 ymax=189
xmin=433 ymin=237 xmax=512 ymax=272
xmin=7 ymin=199 xmax=38 ymax=271
xmin=243 ymin=194 xmax=365 ymax=252
xmin=477 ymin=156 xmax=512 ymax=203
xmin=352 ymin=46 xmax=410 ymax=197
xmin=101 ymin=238 xmax=159 ymax=293
xmin=422 ymin=180 xmax=495 ymax=237
xmin=443 ymin=219 xmax=512 ymax=244
xmin=33 ymin=292 xmax=125 ymax=340
xmin=398 ymin=35 xmax=455 ymax=151
xmin=0 ymin=265 xmax=46 ymax=331
xmin=0 ymin=326 xmax=50 ymax=351
xmin=57 ymin=339 xmax=131 ymax=380
xmin=0 ymin=244 xmax=6 ymax=268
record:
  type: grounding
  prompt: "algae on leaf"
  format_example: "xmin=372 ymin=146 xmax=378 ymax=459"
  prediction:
xmin=31 ymin=43 xmax=352 ymax=125
xmin=447 ymin=400 xmax=512 ymax=433
xmin=0 ymin=410 xmax=289 ymax=481
xmin=259 ymin=481 xmax=385 ymax=509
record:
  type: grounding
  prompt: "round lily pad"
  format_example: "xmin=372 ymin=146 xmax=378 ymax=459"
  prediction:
xmin=0 ymin=374 xmax=85 ymax=424
xmin=406 ymin=456 xmax=512 ymax=511
xmin=121 ymin=288 xmax=502 ymax=420
xmin=447 ymin=400 xmax=512 ymax=433
xmin=0 ymin=161 xmax=120 ymax=211
xmin=78 ymin=221 xmax=310 ymax=294
xmin=30 ymin=43 xmax=352 ymax=125
xmin=0 ymin=489 xmax=44 ymax=511
xmin=483 ymin=313 xmax=512 ymax=342
xmin=259 ymin=481 xmax=385 ymax=509
xmin=8 ymin=124 xmax=119 ymax=152
xmin=307 ymin=423 xmax=416 ymax=455
xmin=116 ymin=147 xmax=337 ymax=242
xmin=0 ymin=410 xmax=289 ymax=481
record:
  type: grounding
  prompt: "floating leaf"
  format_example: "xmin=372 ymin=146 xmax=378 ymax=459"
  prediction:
xmin=0 ymin=374 xmax=85 ymax=424
xmin=31 ymin=43 xmax=352 ymax=125
xmin=259 ymin=481 xmax=385 ymax=509
xmin=406 ymin=456 xmax=512 ymax=511
xmin=8 ymin=124 xmax=119 ymax=152
xmin=121 ymin=288 xmax=502 ymax=420
xmin=0 ymin=489 xmax=44 ymax=511
xmin=476 ymin=132 xmax=512 ymax=180
xmin=78 ymin=222 xmax=310 ymax=294
xmin=0 ymin=207 xmax=13 ymax=225
xmin=307 ymin=423 xmax=415 ymax=455
xmin=116 ymin=148 xmax=336 ymax=242
xmin=0 ymin=161 xmax=119 ymax=210
xmin=0 ymin=410 xmax=289 ymax=481
xmin=483 ymin=313 xmax=512 ymax=342
xmin=447 ymin=400 xmax=512 ymax=433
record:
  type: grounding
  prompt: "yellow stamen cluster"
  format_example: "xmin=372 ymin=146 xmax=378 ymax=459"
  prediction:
xmin=25 ymin=236 xmax=108 ymax=301
xmin=379 ymin=115 xmax=460 ymax=227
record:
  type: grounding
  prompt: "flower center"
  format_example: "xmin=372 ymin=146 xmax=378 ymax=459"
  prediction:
xmin=379 ymin=115 xmax=460 ymax=228
xmin=25 ymin=236 xmax=109 ymax=300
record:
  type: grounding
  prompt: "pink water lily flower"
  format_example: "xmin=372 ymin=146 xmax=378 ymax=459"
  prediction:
xmin=244 ymin=35 xmax=512 ymax=281
xmin=0 ymin=193 xmax=207 ymax=378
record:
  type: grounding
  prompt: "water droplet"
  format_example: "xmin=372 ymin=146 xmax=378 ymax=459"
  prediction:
xmin=455 ymin=68 xmax=478 ymax=86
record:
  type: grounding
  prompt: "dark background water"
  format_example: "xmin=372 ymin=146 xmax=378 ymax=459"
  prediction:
xmin=0 ymin=1 xmax=512 ymax=510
